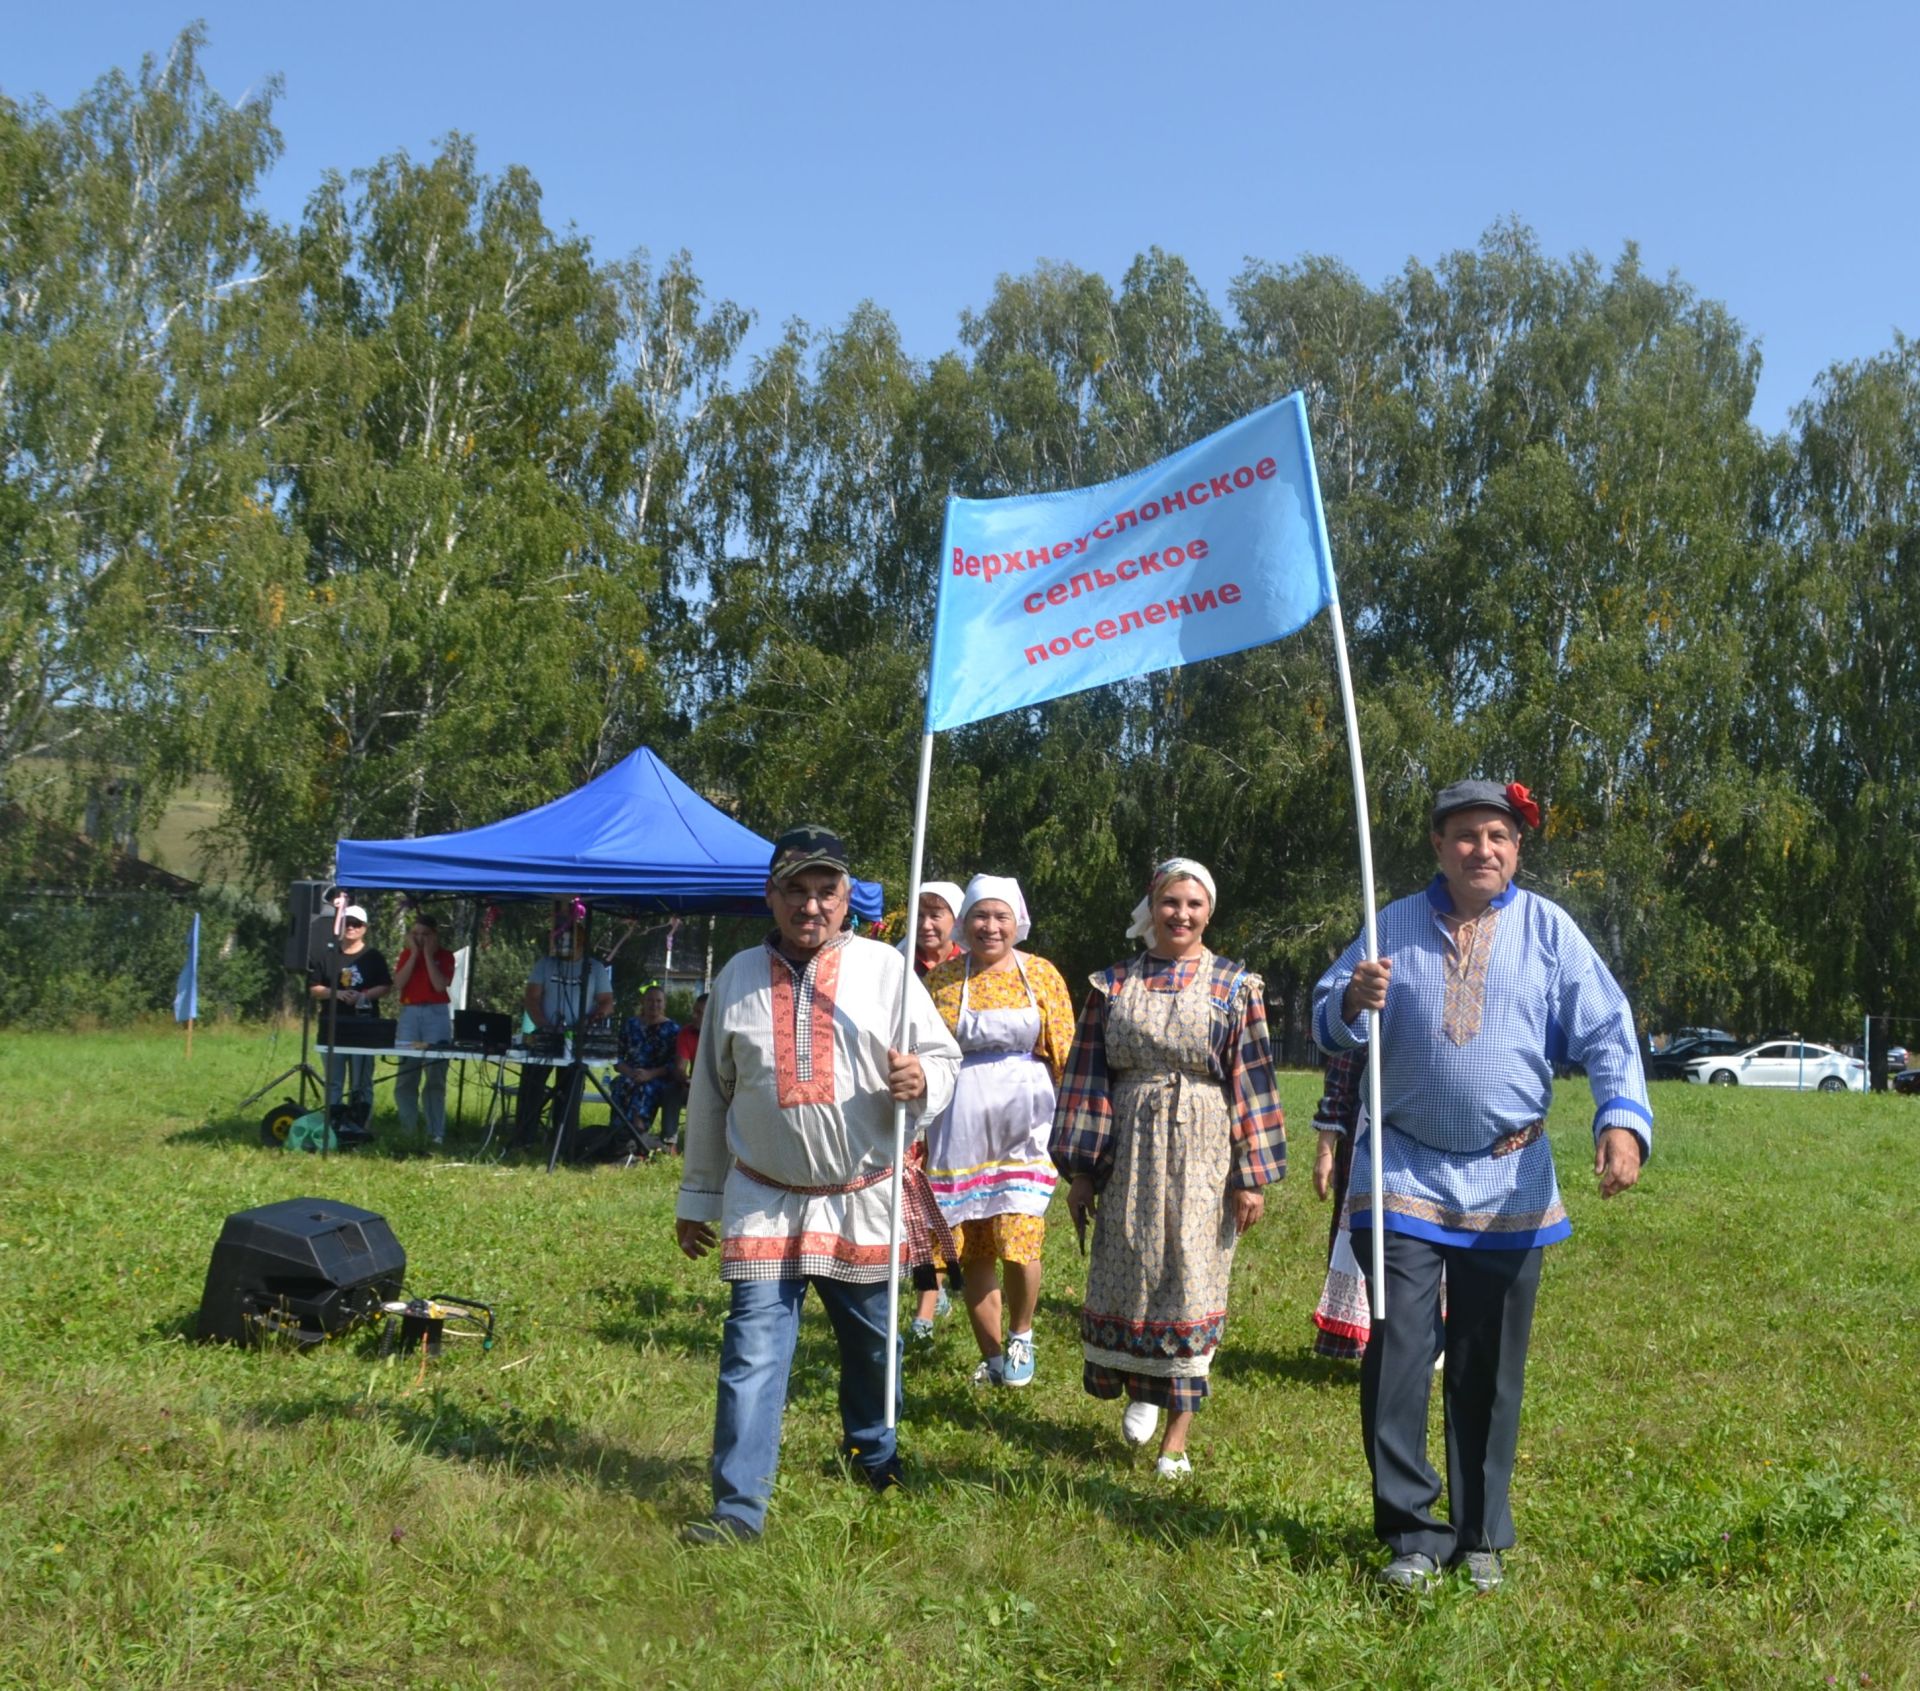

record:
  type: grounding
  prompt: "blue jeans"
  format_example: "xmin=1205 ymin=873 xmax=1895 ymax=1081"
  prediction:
xmin=394 ymin=1003 xmax=452 ymax=1139
xmin=710 ymin=1275 xmax=901 ymax=1535
xmin=324 ymin=1049 xmax=373 ymax=1115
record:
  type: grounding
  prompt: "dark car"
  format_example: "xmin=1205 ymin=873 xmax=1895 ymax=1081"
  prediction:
xmin=1647 ymin=1034 xmax=1747 ymax=1081
xmin=1894 ymin=1068 xmax=1920 ymax=1096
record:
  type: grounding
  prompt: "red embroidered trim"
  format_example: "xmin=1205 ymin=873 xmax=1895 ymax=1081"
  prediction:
xmin=722 ymin=1231 xmax=896 ymax=1265
xmin=770 ymin=946 xmax=841 ymax=1107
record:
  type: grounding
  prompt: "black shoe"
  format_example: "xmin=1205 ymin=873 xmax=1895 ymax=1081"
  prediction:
xmin=678 ymin=1516 xmax=757 ymax=1547
xmin=853 ymin=1455 xmax=903 ymax=1495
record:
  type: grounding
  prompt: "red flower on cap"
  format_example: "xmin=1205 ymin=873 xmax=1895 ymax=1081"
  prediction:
xmin=1505 ymin=782 xmax=1541 ymax=829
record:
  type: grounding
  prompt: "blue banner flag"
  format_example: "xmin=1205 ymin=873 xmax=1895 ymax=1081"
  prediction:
xmin=174 ymin=912 xmax=200 ymax=1023
xmin=926 ymin=392 xmax=1336 ymax=731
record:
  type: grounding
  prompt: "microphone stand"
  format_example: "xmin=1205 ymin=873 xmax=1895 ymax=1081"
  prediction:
xmin=322 ymin=896 xmax=346 ymax=1160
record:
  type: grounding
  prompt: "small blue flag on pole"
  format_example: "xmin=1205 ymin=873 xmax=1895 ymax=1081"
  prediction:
xmin=926 ymin=392 xmax=1336 ymax=731
xmin=174 ymin=912 xmax=200 ymax=1024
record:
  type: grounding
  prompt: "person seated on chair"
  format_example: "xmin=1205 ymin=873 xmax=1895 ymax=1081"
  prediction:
xmin=613 ymin=983 xmax=684 ymax=1149
xmin=515 ymin=913 xmax=613 ymax=1145
xmin=308 ymin=903 xmax=391 ymax=1128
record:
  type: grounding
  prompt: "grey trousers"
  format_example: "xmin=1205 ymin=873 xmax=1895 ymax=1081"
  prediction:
xmin=1355 ymin=1228 xmax=1544 ymax=1563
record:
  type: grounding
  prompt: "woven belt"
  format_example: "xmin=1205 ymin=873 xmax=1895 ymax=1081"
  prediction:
xmin=735 ymin=1159 xmax=893 ymax=1197
xmin=1489 ymin=1120 xmax=1546 ymax=1158
xmin=733 ymin=1158 xmax=957 ymax=1267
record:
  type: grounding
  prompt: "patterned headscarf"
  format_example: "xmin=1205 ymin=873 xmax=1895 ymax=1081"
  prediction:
xmin=958 ymin=874 xmax=1032 ymax=943
xmin=1126 ymin=857 xmax=1218 ymax=942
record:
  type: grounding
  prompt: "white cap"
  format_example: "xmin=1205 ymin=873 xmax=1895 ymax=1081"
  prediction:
xmin=342 ymin=904 xmax=369 ymax=924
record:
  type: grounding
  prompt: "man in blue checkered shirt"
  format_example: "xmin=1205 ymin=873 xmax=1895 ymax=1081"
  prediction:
xmin=1313 ymin=778 xmax=1651 ymax=1592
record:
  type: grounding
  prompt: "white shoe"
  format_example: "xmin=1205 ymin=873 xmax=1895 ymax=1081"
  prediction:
xmin=1122 ymin=1401 xmax=1160 ymax=1446
xmin=1433 ymin=1349 xmax=1446 ymax=1373
xmin=1155 ymin=1452 xmax=1192 ymax=1479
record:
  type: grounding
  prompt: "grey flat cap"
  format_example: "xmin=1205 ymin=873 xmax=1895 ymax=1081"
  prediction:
xmin=1431 ymin=779 xmax=1539 ymax=830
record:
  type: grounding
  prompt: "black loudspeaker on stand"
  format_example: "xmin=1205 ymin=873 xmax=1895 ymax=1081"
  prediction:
xmin=285 ymin=879 xmax=332 ymax=970
xmin=197 ymin=1197 xmax=406 ymax=1345
xmin=238 ymin=880 xmax=336 ymax=1132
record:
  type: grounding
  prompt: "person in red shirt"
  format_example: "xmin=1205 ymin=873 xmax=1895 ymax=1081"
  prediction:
xmin=392 ymin=911 xmax=454 ymax=1144
xmin=651 ymin=992 xmax=709 ymax=1152
xmin=675 ymin=993 xmax=708 ymax=1086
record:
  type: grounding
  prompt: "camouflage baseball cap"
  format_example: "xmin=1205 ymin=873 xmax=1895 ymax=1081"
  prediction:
xmin=768 ymin=824 xmax=851 ymax=882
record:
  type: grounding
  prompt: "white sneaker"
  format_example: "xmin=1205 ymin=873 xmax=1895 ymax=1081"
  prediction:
xmin=1433 ymin=1349 xmax=1446 ymax=1373
xmin=1122 ymin=1401 xmax=1160 ymax=1446
xmin=1155 ymin=1452 xmax=1192 ymax=1479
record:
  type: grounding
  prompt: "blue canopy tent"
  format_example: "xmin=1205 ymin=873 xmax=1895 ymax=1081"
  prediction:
xmin=335 ymin=747 xmax=884 ymax=920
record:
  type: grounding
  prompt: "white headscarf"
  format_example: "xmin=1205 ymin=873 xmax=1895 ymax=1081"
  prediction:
xmin=897 ymin=881 xmax=967 ymax=958
xmin=958 ymin=874 xmax=1032 ymax=943
xmin=1126 ymin=857 xmax=1218 ymax=943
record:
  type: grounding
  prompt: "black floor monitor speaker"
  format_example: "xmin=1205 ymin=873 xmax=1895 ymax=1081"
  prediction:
xmin=286 ymin=880 xmax=332 ymax=970
xmin=197 ymin=1197 xmax=406 ymax=1346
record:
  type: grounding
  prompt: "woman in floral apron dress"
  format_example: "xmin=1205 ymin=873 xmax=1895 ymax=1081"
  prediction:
xmin=1051 ymin=859 xmax=1287 ymax=1476
xmin=922 ymin=876 xmax=1076 ymax=1388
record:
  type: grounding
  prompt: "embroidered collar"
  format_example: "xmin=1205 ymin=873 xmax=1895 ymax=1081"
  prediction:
xmin=1424 ymin=873 xmax=1520 ymax=916
xmin=765 ymin=931 xmax=851 ymax=976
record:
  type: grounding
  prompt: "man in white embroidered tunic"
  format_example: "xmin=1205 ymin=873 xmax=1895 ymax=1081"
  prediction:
xmin=675 ymin=826 xmax=961 ymax=1544
xmin=1313 ymin=779 xmax=1651 ymax=1592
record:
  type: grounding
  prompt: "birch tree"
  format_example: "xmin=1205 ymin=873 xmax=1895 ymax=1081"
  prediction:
xmin=0 ymin=26 xmax=283 ymax=809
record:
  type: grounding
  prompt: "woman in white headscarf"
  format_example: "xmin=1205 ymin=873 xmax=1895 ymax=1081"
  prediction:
xmin=900 ymin=880 xmax=966 ymax=978
xmin=921 ymin=875 xmax=1076 ymax=1387
xmin=1050 ymin=858 xmax=1286 ymax=1476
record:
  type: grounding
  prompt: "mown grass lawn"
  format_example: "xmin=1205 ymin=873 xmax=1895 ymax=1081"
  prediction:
xmin=1 ymin=1024 xmax=1916 ymax=1689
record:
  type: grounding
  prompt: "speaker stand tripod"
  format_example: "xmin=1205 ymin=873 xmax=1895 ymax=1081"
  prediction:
xmin=238 ymin=988 xmax=326 ymax=1112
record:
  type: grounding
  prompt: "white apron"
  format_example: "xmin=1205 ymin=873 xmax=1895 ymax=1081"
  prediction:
xmin=926 ymin=956 xmax=1059 ymax=1224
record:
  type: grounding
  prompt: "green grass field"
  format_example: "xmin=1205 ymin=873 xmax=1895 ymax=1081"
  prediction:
xmin=1 ymin=1026 xmax=1915 ymax=1689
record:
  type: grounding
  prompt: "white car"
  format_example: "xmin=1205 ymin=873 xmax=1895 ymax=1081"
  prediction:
xmin=1685 ymin=1040 xmax=1866 ymax=1092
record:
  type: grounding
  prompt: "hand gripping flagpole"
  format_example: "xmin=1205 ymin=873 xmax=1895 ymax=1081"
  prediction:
xmin=883 ymin=729 xmax=937 ymax=1430
xmin=1324 ymin=590 xmax=1387 ymax=1322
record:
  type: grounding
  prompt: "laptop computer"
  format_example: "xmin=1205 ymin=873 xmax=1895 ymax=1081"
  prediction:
xmin=454 ymin=1008 xmax=514 ymax=1054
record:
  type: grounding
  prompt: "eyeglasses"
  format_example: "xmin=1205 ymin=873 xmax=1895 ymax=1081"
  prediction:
xmin=775 ymin=883 xmax=846 ymax=910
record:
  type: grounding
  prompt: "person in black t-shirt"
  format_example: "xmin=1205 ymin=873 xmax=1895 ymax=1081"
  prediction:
xmin=308 ymin=903 xmax=392 ymax=1124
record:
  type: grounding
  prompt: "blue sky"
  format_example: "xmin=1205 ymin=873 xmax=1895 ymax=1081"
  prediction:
xmin=9 ymin=2 xmax=1914 ymax=433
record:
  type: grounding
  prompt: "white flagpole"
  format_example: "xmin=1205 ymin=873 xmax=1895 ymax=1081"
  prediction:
xmin=1324 ymin=593 xmax=1387 ymax=1321
xmin=884 ymin=729 xmax=937 ymax=1430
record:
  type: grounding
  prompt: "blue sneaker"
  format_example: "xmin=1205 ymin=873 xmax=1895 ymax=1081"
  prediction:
xmin=1001 ymin=1335 xmax=1035 ymax=1388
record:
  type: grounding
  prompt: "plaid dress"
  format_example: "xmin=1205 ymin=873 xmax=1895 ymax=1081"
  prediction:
xmin=1051 ymin=950 xmax=1285 ymax=1412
